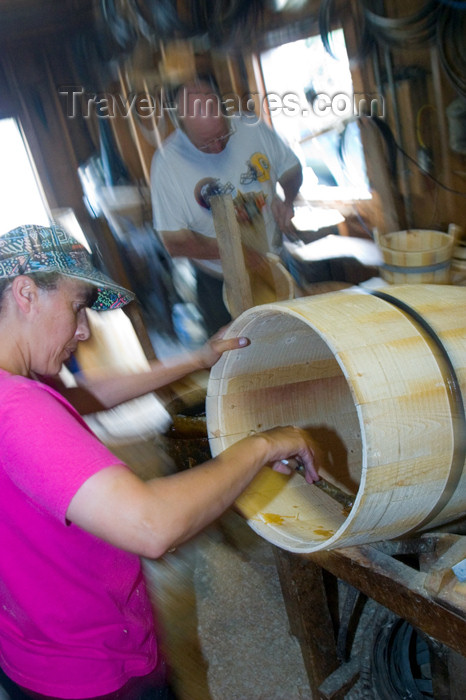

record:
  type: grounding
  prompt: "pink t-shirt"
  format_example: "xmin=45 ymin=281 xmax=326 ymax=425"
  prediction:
xmin=0 ymin=370 xmax=158 ymax=698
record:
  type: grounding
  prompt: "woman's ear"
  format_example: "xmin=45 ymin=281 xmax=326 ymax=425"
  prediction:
xmin=11 ymin=275 xmax=38 ymax=313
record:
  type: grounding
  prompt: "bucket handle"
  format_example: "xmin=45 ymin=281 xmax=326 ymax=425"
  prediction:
xmin=448 ymin=224 xmax=463 ymax=242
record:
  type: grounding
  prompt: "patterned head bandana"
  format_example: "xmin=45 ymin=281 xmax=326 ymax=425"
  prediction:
xmin=0 ymin=223 xmax=135 ymax=311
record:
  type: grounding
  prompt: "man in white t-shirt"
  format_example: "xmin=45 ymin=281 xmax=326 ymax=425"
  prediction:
xmin=150 ymin=75 xmax=303 ymax=335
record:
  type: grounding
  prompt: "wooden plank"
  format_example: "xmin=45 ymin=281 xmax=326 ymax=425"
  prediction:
xmin=210 ymin=193 xmax=254 ymax=318
xmin=318 ymin=658 xmax=360 ymax=700
xmin=307 ymin=544 xmax=466 ymax=657
xmin=117 ymin=67 xmax=154 ymax=186
xmin=358 ymin=117 xmax=404 ymax=234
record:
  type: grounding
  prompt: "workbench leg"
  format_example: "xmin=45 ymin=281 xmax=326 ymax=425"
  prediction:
xmin=429 ymin=642 xmax=466 ymax=700
xmin=273 ymin=548 xmax=340 ymax=697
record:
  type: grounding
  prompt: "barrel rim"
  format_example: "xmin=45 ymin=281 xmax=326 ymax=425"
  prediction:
xmin=379 ymin=229 xmax=455 ymax=254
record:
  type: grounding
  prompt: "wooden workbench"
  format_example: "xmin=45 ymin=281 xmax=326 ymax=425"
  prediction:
xmin=274 ymin=526 xmax=466 ymax=699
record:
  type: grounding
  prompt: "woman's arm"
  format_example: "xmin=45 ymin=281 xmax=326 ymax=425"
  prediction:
xmin=66 ymin=425 xmax=320 ymax=559
xmin=53 ymin=334 xmax=249 ymax=413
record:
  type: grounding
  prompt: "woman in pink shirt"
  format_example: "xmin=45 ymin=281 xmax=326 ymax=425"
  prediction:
xmin=0 ymin=223 xmax=319 ymax=700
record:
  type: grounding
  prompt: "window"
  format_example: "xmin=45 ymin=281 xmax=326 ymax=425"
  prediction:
xmin=260 ymin=30 xmax=371 ymax=202
xmin=0 ymin=118 xmax=50 ymax=235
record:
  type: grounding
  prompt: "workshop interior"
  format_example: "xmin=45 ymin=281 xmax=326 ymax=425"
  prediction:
xmin=0 ymin=1 xmax=465 ymax=698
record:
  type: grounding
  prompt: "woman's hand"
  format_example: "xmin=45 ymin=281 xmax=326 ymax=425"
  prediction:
xmin=256 ymin=425 xmax=321 ymax=484
xmin=194 ymin=327 xmax=250 ymax=370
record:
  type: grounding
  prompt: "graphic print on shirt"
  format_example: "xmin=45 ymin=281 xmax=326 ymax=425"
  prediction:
xmin=193 ymin=152 xmax=271 ymax=224
xmin=240 ymin=152 xmax=271 ymax=185
xmin=194 ymin=177 xmax=235 ymax=210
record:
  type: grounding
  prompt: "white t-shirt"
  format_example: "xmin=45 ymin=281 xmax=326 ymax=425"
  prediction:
xmin=150 ymin=115 xmax=300 ymax=277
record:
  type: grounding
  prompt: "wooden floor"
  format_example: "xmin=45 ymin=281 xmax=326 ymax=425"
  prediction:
xmin=143 ymin=513 xmax=314 ymax=700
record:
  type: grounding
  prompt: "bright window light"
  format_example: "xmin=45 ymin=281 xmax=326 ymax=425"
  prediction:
xmin=0 ymin=118 xmax=50 ymax=235
xmin=261 ymin=31 xmax=371 ymax=202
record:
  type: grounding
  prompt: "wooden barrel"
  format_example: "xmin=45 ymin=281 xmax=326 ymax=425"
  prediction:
xmin=206 ymin=285 xmax=466 ymax=553
xmin=376 ymin=229 xmax=455 ymax=284
xmin=223 ymin=253 xmax=295 ymax=312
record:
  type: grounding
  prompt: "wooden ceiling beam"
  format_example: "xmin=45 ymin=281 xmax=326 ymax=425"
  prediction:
xmin=0 ymin=0 xmax=96 ymax=43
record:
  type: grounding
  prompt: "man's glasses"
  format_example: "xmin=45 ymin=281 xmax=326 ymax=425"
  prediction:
xmin=198 ymin=124 xmax=236 ymax=152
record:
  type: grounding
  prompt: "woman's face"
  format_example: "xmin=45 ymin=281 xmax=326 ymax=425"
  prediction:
xmin=31 ymin=276 xmax=92 ymax=377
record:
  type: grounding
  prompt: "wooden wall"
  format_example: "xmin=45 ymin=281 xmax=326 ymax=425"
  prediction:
xmin=0 ymin=36 xmax=156 ymax=358
xmin=0 ymin=0 xmax=464 ymax=280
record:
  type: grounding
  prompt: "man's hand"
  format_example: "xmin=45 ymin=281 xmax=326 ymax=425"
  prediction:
xmin=271 ymin=195 xmax=296 ymax=237
xmin=274 ymin=162 xmax=303 ymax=237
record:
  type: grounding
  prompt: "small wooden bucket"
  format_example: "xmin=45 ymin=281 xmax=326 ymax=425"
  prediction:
xmin=376 ymin=229 xmax=455 ymax=284
xmin=451 ymin=229 xmax=466 ymax=285
xmin=206 ymin=285 xmax=466 ymax=553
